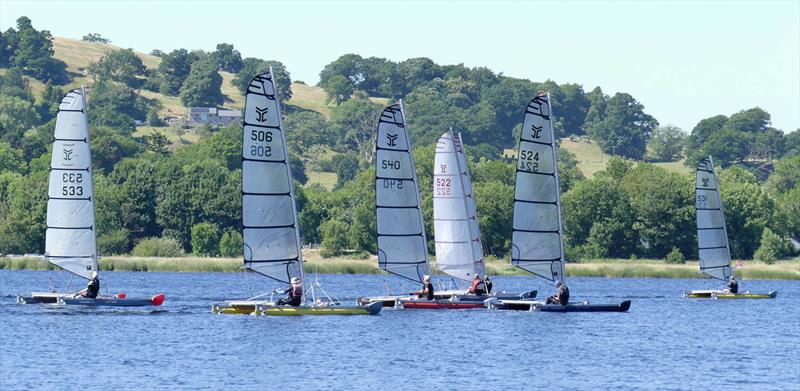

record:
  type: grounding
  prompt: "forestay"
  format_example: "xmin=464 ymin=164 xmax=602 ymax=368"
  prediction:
xmin=454 ymin=133 xmax=485 ymax=275
xmin=375 ymin=102 xmax=430 ymax=283
xmin=511 ymin=94 xmax=566 ymax=283
xmin=433 ymin=129 xmax=485 ymax=281
xmin=242 ymin=70 xmax=303 ymax=284
xmin=46 ymin=88 xmax=98 ymax=279
xmin=695 ymin=157 xmax=732 ymax=281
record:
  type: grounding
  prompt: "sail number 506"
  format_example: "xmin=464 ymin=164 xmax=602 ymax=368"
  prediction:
xmin=250 ymin=130 xmax=273 ymax=157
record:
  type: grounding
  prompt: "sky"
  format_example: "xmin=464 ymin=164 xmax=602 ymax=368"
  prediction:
xmin=2 ymin=0 xmax=798 ymax=133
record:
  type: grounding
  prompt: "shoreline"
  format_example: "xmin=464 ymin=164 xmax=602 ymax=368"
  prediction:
xmin=2 ymin=254 xmax=798 ymax=280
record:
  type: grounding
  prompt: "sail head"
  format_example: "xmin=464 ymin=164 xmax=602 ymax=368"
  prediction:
xmin=242 ymin=70 xmax=303 ymax=284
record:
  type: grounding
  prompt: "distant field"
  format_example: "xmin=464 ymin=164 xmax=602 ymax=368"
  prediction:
xmin=4 ymin=254 xmax=798 ymax=280
xmin=307 ymin=171 xmax=338 ymax=190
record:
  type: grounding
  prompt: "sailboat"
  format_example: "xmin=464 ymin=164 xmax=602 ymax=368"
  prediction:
xmin=684 ymin=156 xmax=776 ymax=299
xmin=210 ymin=69 xmax=380 ymax=315
xmin=403 ymin=129 xmax=535 ymax=309
xmin=17 ymin=88 xmax=165 ymax=307
xmin=486 ymin=93 xmax=630 ymax=312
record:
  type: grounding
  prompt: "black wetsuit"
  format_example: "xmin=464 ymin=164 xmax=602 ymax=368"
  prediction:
xmin=86 ymin=277 xmax=99 ymax=299
xmin=728 ymin=280 xmax=739 ymax=294
xmin=547 ymin=285 xmax=570 ymax=306
xmin=277 ymin=284 xmax=302 ymax=306
xmin=420 ymin=282 xmax=434 ymax=300
xmin=485 ymin=279 xmax=493 ymax=294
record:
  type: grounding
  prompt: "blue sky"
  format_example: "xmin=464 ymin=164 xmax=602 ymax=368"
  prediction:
xmin=2 ymin=0 xmax=798 ymax=133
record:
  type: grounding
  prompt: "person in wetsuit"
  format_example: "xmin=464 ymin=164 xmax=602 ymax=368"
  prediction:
xmin=76 ymin=271 xmax=100 ymax=298
xmin=469 ymin=274 xmax=486 ymax=295
xmin=419 ymin=275 xmax=434 ymax=300
xmin=484 ymin=276 xmax=493 ymax=294
xmin=276 ymin=277 xmax=303 ymax=306
xmin=546 ymin=281 xmax=570 ymax=306
xmin=726 ymin=276 xmax=739 ymax=294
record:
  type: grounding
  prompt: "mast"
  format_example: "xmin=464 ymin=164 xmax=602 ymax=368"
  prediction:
xmin=241 ymin=68 xmax=304 ymax=292
xmin=433 ymin=129 xmax=481 ymax=281
xmin=375 ymin=101 xmax=430 ymax=283
xmin=510 ymin=93 xmax=566 ymax=283
xmin=695 ymin=156 xmax=732 ymax=281
xmin=45 ymin=88 xmax=98 ymax=279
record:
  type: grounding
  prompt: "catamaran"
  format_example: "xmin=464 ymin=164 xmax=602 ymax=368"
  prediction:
xmin=403 ymin=129 xmax=535 ymax=309
xmin=17 ymin=88 xmax=165 ymax=307
xmin=210 ymin=70 xmax=380 ymax=316
xmin=486 ymin=93 xmax=630 ymax=312
xmin=684 ymin=157 xmax=776 ymax=300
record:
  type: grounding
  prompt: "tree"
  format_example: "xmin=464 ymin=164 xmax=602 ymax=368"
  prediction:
xmin=753 ymin=228 xmax=792 ymax=264
xmin=785 ymin=129 xmax=800 ymax=157
xmin=88 ymin=49 xmax=147 ymax=88
xmin=36 ymin=80 xmax=64 ymax=123
xmin=6 ymin=17 xmax=68 ymax=83
xmin=583 ymin=86 xmax=607 ymax=132
xmin=284 ymin=111 xmax=332 ymax=150
xmin=158 ymin=49 xmax=199 ymax=95
xmin=474 ymin=181 xmax=513 ymax=255
xmin=219 ymin=230 xmax=243 ymax=257
xmin=329 ymin=94 xmax=382 ymax=163
xmin=233 ymin=58 xmax=292 ymax=100
xmin=649 ymin=125 xmax=686 ymax=161
xmin=322 ymin=74 xmax=354 ymax=104
xmin=717 ymin=178 xmax=774 ymax=259
xmin=179 ymin=60 xmax=224 ymax=107
xmin=320 ymin=219 xmax=349 ymax=257
xmin=82 ymin=33 xmax=110 ymax=43
xmin=90 ymin=127 xmax=145 ymax=173
xmin=557 ymin=148 xmax=585 ymax=193
xmin=332 ymin=152 xmax=359 ymax=188
xmin=587 ymin=92 xmax=658 ymax=159
xmin=211 ymin=43 xmax=243 ymax=73
xmin=191 ymin=222 xmax=221 ymax=256
xmin=144 ymin=132 xmax=170 ymax=155
xmin=89 ymin=80 xmax=149 ymax=129
xmin=0 ymin=95 xmax=39 ymax=147
xmin=704 ymin=128 xmax=750 ymax=167
xmin=0 ymin=142 xmax=26 ymax=174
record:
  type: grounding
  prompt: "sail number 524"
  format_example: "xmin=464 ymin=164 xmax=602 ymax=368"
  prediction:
xmin=519 ymin=150 xmax=539 ymax=172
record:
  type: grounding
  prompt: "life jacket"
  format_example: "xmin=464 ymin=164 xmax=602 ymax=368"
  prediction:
xmin=469 ymin=278 xmax=485 ymax=293
xmin=290 ymin=283 xmax=303 ymax=298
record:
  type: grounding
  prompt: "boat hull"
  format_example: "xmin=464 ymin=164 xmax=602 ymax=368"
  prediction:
xmin=18 ymin=292 xmax=165 ymax=306
xmin=17 ymin=292 xmax=70 ymax=304
xmin=358 ymin=290 xmax=537 ymax=308
xmin=684 ymin=290 xmax=777 ymax=299
xmin=487 ymin=299 xmax=632 ymax=312
xmin=211 ymin=301 xmax=382 ymax=316
xmin=402 ymin=300 xmax=486 ymax=309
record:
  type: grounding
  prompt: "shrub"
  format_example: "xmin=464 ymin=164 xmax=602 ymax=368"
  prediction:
xmin=131 ymin=237 xmax=184 ymax=257
xmin=320 ymin=219 xmax=349 ymax=258
xmin=191 ymin=222 xmax=220 ymax=256
xmin=97 ymin=228 xmax=131 ymax=255
xmin=664 ymin=247 xmax=686 ymax=264
xmin=219 ymin=230 xmax=243 ymax=257
xmin=754 ymin=228 xmax=791 ymax=264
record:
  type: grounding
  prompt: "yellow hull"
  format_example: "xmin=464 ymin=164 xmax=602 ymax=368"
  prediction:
xmin=212 ymin=301 xmax=382 ymax=316
xmin=684 ymin=290 xmax=777 ymax=299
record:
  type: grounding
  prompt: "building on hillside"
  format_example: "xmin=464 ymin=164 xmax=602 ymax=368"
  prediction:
xmin=188 ymin=107 xmax=242 ymax=126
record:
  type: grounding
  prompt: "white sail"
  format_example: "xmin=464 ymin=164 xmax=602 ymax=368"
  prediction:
xmin=45 ymin=88 xmax=98 ymax=279
xmin=375 ymin=102 xmax=430 ymax=283
xmin=242 ymin=69 xmax=303 ymax=284
xmin=433 ymin=129 xmax=484 ymax=281
xmin=511 ymin=94 xmax=566 ymax=283
xmin=454 ymin=133 xmax=485 ymax=275
xmin=695 ymin=157 xmax=732 ymax=281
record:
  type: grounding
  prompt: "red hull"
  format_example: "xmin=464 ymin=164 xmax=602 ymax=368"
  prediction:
xmin=402 ymin=301 xmax=485 ymax=309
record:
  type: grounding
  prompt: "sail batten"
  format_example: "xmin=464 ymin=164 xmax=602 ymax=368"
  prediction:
xmin=695 ymin=157 xmax=732 ymax=281
xmin=375 ymin=102 xmax=430 ymax=283
xmin=242 ymin=69 xmax=303 ymax=284
xmin=45 ymin=88 xmax=98 ymax=280
xmin=433 ymin=130 xmax=484 ymax=281
xmin=511 ymin=94 xmax=566 ymax=283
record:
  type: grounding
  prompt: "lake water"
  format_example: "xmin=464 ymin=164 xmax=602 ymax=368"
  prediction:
xmin=1 ymin=270 xmax=798 ymax=390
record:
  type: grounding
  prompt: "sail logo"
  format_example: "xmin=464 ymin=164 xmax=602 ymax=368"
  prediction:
xmin=530 ymin=97 xmax=550 ymax=118
xmin=386 ymin=133 xmax=398 ymax=146
xmin=63 ymin=149 xmax=74 ymax=161
xmin=440 ymin=164 xmax=447 ymax=174
xmin=255 ymin=107 xmax=269 ymax=122
xmin=531 ymin=125 xmax=543 ymax=139
xmin=702 ymin=177 xmax=710 ymax=187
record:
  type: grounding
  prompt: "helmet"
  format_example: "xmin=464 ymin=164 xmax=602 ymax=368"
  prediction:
xmin=423 ymin=275 xmax=430 ymax=282
xmin=91 ymin=271 xmax=98 ymax=279
xmin=290 ymin=277 xmax=300 ymax=284
xmin=555 ymin=280 xmax=563 ymax=287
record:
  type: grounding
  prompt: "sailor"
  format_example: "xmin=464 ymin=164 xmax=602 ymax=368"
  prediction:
xmin=546 ymin=281 xmax=570 ymax=306
xmin=469 ymin=274 xmax=487 ymax=295
xmin=277 ymin=277 xmax=303 ymax=307
xmin=76 ymin=271 xmax=100 ymax=299
xmin=419 ymin=275 xmax=434 ymax=300
xmin=726 ymin=276 xmax=739 ymax=294
xmin=484 ymin=275 xmax=493 ymax=294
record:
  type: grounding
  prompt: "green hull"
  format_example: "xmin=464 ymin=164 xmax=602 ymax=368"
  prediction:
xmin=212 ymin=301 xmax=382 ymax=316
xmin=684 ymin=290 xmax=777 ymax=299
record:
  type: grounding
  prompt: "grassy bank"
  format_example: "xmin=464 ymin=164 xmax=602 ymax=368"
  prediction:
xmin=3 ymin=252 xmax=799 ymax=280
